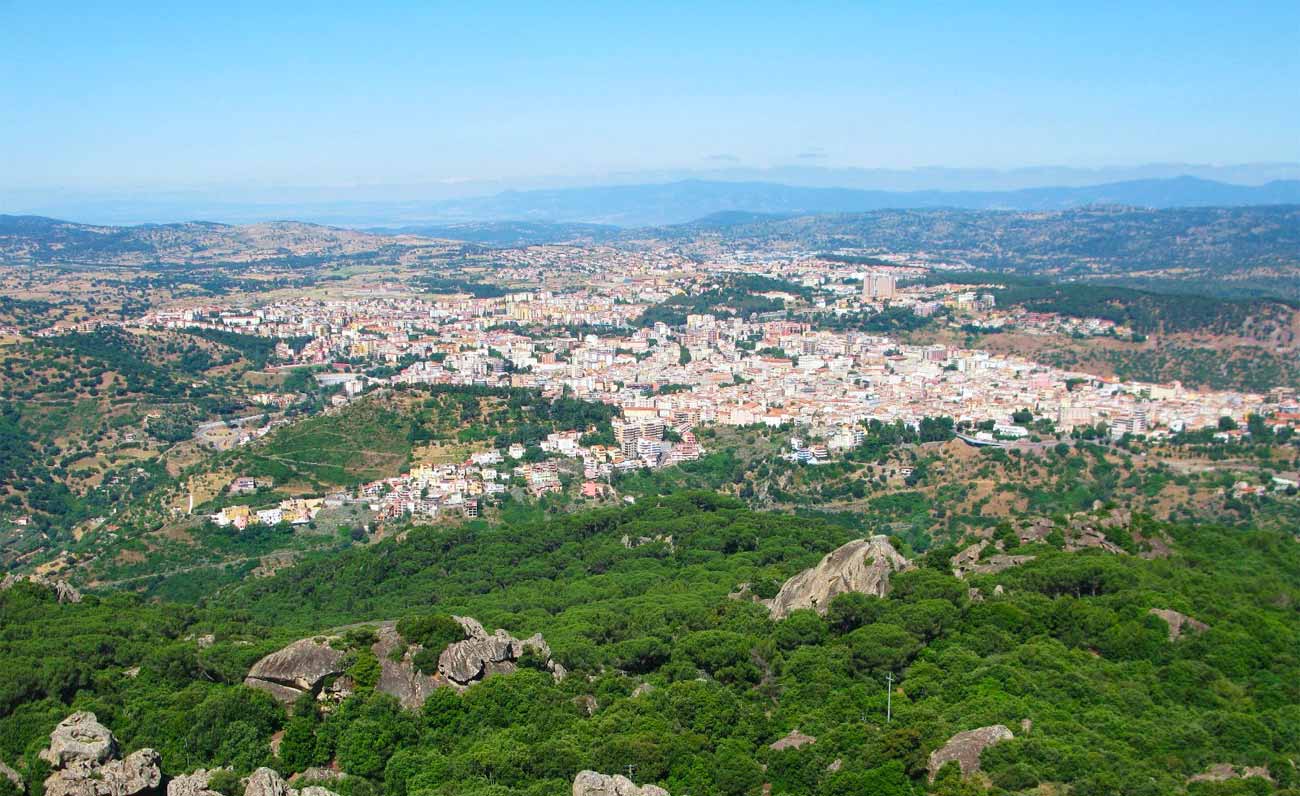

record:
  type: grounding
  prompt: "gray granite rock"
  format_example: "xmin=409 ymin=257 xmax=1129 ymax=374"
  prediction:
xmin=769 ymin=536 xmax=911 ymax=619
xmin=927 ymin=725 xmax=1014 ymax=782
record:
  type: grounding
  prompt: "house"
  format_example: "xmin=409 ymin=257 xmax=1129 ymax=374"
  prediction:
xmin=256 ymin=508 xmax=284 ymax=526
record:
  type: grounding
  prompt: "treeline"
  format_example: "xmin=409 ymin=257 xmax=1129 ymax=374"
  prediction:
xmin=814 ymin=307 xmax=935 ymax=334
xmin=931 ymin=273 xmax=1292 ymax=336
xmin=636 ymin=275 xmax=807 ymax=327
xmin=414 ymin=276 xmax=514 ymax=298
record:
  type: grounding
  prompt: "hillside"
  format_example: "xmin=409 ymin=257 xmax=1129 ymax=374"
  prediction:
xmin=664 ymin=205 xmax=1300 ymax=297
xmin=7 ymin=203 xmax=1300 ymax=300
xmin=1 ymin=493 xmax=1297 ymax=796
xmin=0 ymin=216 xmax=439 ymax=266
xmin=902 ymin=276 xmax=1300 ymax=391
xmin=0 ymin=327 xmax=317 ymax=562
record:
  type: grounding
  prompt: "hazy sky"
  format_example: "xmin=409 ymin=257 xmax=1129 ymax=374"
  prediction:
xmin=3 ymin=1 xmax=1298 ymax=191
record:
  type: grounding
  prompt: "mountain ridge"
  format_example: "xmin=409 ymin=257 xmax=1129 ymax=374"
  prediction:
xmin=8 ymin=175 xmax=1300 ymax=228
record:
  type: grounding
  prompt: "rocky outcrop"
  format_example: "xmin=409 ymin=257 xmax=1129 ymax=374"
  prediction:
xmin=39 ymin=713 xmax=117 ymax=769
xmin=1188 ymin=763 xmax=1273 ymax=784
xmin=290 ymin=769 xmax=345 ymax=785
xmin=243 ymin=768 xmax=338 ymax=796
xmin=1 ymin=760 xmax=24 ymax=792
xmin=1149 ymin=608 xmax=1209 ymax=641
xmin=245 ymin=617 xmax=562 ymax=708
xmin=1012 ymin=510 xmax=1170 ymax=559
xmin=769 ymin=730 xmax=815 ymax=751
xmin=39 ymin=713 xmax=161 ymax=796
xmin=1 ymin=574 xmax=82 ymax=604
xmin=621 ymin=534 xmax=674 ymax=552
xmin=927 ymin=725 xmax=1014 ymax=782
xmin=573 ymin=695 xmax=599 ymax=716
xmin=768 ymin=536 xmax=911 ymax=619
xmin=99 ymin=751 xmax=163 ymax=796
xmin=572 ymin=771 xmax=668 ymax=796
xmin=245 ymin=639 xmax=347 ymax=701
xmin=243 ymin=769 xmax=297 ymax=796
xmin=437 ymin=616 xmax=564 ymax=688
xmin=950 ymin=542 xmax=1036 ymax=579
xmin=166 ymin=770 xmax=225 ymax=796
xmin=370 ymin=625 xmax=438 ymax=709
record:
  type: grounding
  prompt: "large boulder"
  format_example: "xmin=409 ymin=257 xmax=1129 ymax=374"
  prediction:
xmin=245 ymin=639 xmax=347 ymax=701
xmin=572 ymin=771 xmax=669 ymax=796
xmin=769 ymin=536 xmax=911 ymax=619
xmin=438 ymin=617 xmax=519 ymax=684
xmin=1149 ymin=608 xmax=1209 ymax=641
xmin=927 ymin=725 xmax=1014 ymax=782
xmin=39 ymin=713 xmax=117 ymax=769
xmin=243 ymin=769 xmax=290 ymax=796
xmin=39 ymin=714 xmax=160 ymax=796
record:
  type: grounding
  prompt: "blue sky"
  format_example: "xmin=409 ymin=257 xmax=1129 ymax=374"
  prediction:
xmin=2 ymin=1 xmax=1298 ymax=191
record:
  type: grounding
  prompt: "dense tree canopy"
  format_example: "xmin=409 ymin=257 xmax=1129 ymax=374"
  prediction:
xmin=2 ymin=493 xmax=1298 ymax=795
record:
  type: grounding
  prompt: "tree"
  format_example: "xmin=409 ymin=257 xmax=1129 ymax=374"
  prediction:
xmin=773 ymin=610 xmax=828 ymax=650
xmin=278 ymin=716 xmax=320 ymax=772
xmin=713 ymin=739 xmax=763 ymax=796
xmin=843 ymin=624 xmax=919 ymax=673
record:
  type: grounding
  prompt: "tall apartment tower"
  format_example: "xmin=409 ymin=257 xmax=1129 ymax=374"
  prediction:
xmin=863 ymin=272 xmax=897 ymax=301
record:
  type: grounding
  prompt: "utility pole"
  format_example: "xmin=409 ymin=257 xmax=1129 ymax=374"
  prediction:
xmin=886 ymin=672 xmax=893 ymax=722
xmin=625 ymin=765 xmax=637 ymax=780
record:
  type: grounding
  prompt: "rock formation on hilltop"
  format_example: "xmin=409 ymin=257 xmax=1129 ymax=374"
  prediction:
xmin=39 ymin=713 xmax=161 ymax=796
xmin=927 ymin=725 xmax=1014 ymax=782
xmin=572 ymin=771 xmax=669 ymax=796
xmin=245 ymin=616 xmax=563 ymax=709
xmin=768 ymin=536 xmax=911 ymax=619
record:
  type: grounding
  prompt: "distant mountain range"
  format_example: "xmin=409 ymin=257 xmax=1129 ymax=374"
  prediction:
xmin=389 ymin=176 xmax=1300 ymax=227
xmin=6 ymin=175 xmax=1300 ymax=228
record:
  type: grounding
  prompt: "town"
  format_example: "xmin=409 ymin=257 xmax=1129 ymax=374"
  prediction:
xmin=107 ymin=251 xmax=1294 ymax=529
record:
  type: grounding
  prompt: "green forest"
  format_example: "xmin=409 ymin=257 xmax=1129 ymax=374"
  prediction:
xmin=2 ymin=493 xmax=1298 ymax=796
